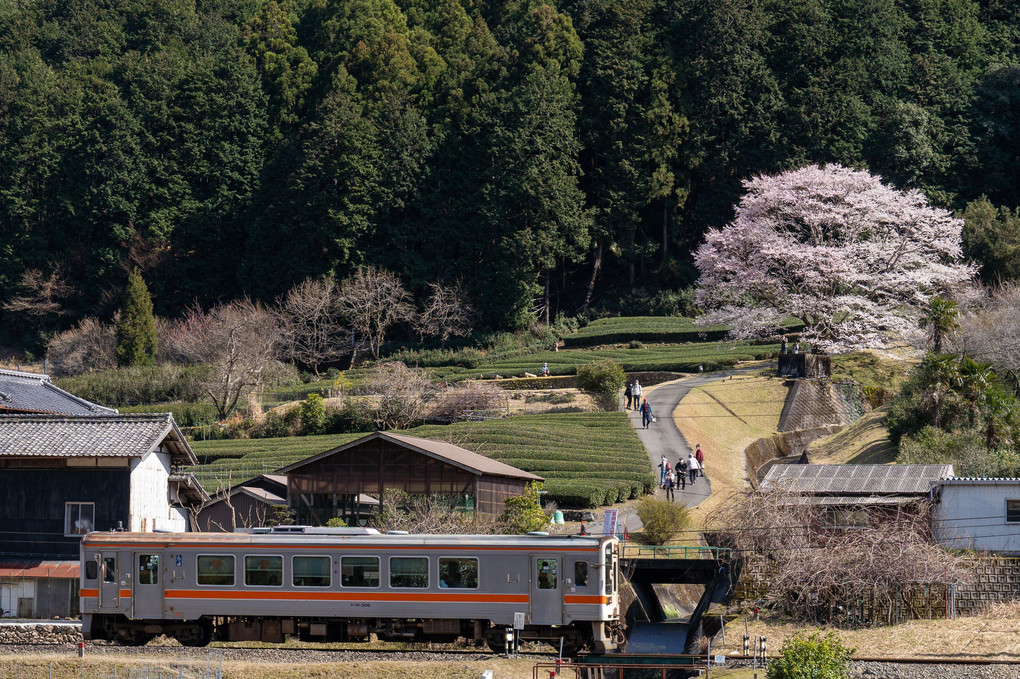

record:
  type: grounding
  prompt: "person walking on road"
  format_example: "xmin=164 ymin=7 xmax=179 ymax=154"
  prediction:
xmin=625 ymin=382 xmax=633 ymax=410
xmin=665 ymin=471 xmax=676 ymax=502
xmin=632 ymin=380 xmax=642 ymax=410
xmin=687 ymin=453 xmax=700 ymax=485
xmin=695 ymin=444 xmax=705 ymax=477
xmin=658 ymin=455 xmax=669 ymax=488
xmin=640 ymin=398 xmax=653 ymax=428
xmin=676 ymin=457 xmax=687 ymax=490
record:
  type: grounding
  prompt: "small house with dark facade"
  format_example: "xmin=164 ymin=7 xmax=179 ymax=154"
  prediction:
xmin=0 ymin=413 xmax=206 ymax=618
xmin=278 ymin=431 xmax=543 ymax=526
xmin=197 ymin=474 xmax=289 ymax=532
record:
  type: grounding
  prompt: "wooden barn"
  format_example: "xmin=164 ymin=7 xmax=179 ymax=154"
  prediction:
xmin=279 ymin=431 xmax=542 ymax=526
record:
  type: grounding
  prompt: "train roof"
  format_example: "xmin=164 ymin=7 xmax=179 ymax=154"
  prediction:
xmin=82 ymin=529 xmax=616 ymax=550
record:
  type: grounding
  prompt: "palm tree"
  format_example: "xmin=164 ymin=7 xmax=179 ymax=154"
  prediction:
xmin=922 ymin=296 xmax=960 ymax=354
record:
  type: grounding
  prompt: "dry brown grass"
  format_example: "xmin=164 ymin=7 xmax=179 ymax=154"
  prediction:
xmin=0 ymin=654 xmax=539 ymax=679
xmin=673 ymin=374 xmax=790 ymax=525
xmin=714 ymin=611 xmax=1020 ymax=660
xmin=807 ymin=406 xmax=896 ymax=465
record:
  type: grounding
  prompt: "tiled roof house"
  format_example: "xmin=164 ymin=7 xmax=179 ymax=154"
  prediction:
xmin=0 ymin=368 xmax=117 ymax=416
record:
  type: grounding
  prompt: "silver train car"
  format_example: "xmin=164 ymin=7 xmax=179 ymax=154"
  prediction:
xmin=80 ymin=527 xmax=623 ymax=653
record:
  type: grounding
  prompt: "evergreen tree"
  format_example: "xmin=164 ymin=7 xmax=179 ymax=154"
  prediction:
xmin=116 ymin=269 xmax=157 ymax=367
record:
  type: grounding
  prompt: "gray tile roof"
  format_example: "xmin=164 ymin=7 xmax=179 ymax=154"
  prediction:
xmin=0 ymin=413 xmax=197 ymax=465
xmin=0 ymin=368 xmax=117 ymax=416
xmin=760 ymin=464 xmax=952 ymax=495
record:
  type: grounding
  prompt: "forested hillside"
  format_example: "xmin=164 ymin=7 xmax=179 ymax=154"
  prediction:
xmin=2 ymin=0 xmax=1018 ymax=348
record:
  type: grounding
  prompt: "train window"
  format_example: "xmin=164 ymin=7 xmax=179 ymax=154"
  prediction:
xmin=198 ymin=555 xmax=235 ymax=586
xmin=604 ymin=544 xmax=615 ymax=595
xmin=574 ymin=561 xmax=589 ymax=587
xmin=536 ymin=558 xmax=558 ymax=590
xmin=138 ymin=555 xmax=159 ymax=585
xmin=293 ymin=556 xmax=331 ymax=587
xmin=245 ymin=556 xmax=283 ymax=587
xmin=85 ymin=560 xmax=98 ymax=580
xmin=341 ymin=557 xmax=379 ymax=587
xmin=103 ymin=557 xmax=116 ymax=583
xmin=439 ymin=557 xmax=478 ymax=589
xmin=390 ymin=557 xmax=428 ymax=588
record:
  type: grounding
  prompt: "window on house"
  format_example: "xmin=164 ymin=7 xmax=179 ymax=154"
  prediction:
xmin=65 ymin=503 xmax=95 ymax=536
xmin=390 ymin=557 xmax=428 ymax=588
xmin=197 ymin=556 xmax=235 ymax=586
xmin=1006 ymin=500 xmax=1020 ymax=523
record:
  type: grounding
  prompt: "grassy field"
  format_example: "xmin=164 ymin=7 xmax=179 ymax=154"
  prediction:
xmin=807 ymin=406 xmax=896 ymax=465
xmin=671 ymin=373 xmax=791 ymax=525
xmin=564 ymin=315 xmax=803 ymax=348
xmin=189 ymin=412 xmax=655 ymax=508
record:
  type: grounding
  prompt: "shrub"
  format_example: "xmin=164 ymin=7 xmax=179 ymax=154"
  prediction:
xmin=120 ymin=402 xmax=220 ymax=427
xmin=635 ymin=496 xmax=692 ymax=545
xmin=47 ymin=317 xmax=116 ymax=376
xmin=300 ymin=393 xmax=327 ymax=435
xmin=116 ymin=269 xmax=157 ymax=367
xmin=54 ymin=364 xmax=211 ymax=406
xmin=767 ymin=632 xmax=853 ymax=679
xmin=500 ymin=482 xmax=548 ymax=534
xmin=325 ymin=400 xmax=377 ymax=434
xmin=576 ymin=359 xmax=625 ymax=411
xmin=325 ymin=517 xmax=348 ymax=527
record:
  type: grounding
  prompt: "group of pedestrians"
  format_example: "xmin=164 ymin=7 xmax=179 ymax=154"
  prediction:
xmin=625 ymin=381 xmax=655 ymax=428
xmin=658 ymin=444 xmax=706 ymax=501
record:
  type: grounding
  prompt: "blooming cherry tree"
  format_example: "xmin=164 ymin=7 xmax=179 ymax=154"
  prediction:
xmin=695 ymin=165 xmax=974 ymax=353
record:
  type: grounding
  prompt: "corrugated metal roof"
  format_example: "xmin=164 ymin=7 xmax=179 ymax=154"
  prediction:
xmin=0 ymin=413 xmax=197 ymax=465
xmin=0 ymin=560 xmax=79 ymax=579
xmin=760 ymin=464 xmax=951 ymax=495
xmin=0 ymin=369 xmax=117 ymax=416
xmin=778 ymin=496 xmax=919 ymax=506
xmin=280 ymin=431 xmax=544 ymax=481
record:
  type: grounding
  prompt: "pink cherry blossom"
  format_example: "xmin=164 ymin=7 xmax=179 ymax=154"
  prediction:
xmin=695 ymin=164 xmax=975 ymax=353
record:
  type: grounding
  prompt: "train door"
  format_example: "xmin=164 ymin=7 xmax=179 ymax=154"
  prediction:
xmin=132 ymin=553 xmax=164 ymax=619
xmin=530 ymin=556 xmax=563 ymax=625
xmin=98 ymin=552 xmax=120 ymax=610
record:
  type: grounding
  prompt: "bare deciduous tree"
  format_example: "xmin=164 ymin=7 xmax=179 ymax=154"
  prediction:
xmin=370 ymin=489 xmax=500 ymax=534
xmin=46 ymin=317 xmax=117 ymax=376
xmin=365 ymin=361 xmax=437 ymax=429
xmin=958 ymin=283 xmax=1020 ymax=390
xmin=278 ymin=275 xmax=356 ymax=375
xmin=414 ymin=281 xmax=476 ymax=346
xmin=716 ymin=488 xmax=968 ymax=622
xmin=428 ymin=380 xmax=507 ymax=422
xmin=168 ymin=299 xmax=284 ymax=419
xmin=3 ymin=267 xmax=74 ymax=317
xmin=337 ymin=266 xmax=412 ymax=359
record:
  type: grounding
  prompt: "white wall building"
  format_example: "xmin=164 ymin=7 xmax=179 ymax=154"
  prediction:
xmin=933 ymin=478 xmax=1020 ymax=554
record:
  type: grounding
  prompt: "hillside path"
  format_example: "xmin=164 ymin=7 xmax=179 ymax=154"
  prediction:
xmin=615 ymin=365 xmax=766 ymax=531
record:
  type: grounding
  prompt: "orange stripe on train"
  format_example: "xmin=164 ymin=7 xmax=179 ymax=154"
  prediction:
xmin=163 ymin=590 xmax=530 ymax=603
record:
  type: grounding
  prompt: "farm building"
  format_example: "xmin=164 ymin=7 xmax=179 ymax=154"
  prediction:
xmin=759 ymin=463 xmax=952 ymax=528
xmin=278 ymin=431 xmax=542 ymax=525
xmin=933 ymin=478 xmax=1020 ymax=554
xmin=0 ymin=413 xmax=207 ymax=618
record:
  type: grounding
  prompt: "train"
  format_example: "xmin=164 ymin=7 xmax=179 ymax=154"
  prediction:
xmin=80 ymin=526 xmax=624 ymax=653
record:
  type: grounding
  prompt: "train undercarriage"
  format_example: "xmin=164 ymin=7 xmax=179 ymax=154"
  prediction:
xmin=87 ymin=614 xmax=623 ymax=654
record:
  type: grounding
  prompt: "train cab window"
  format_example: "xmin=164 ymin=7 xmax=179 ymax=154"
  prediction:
xmin=245 ymin=556 xmax=283 ymax=587
xmin=390 ymin=557 xmax=428 ymax=588
xmin=341 ymin=557 xmax=379 ymax=587
xmin=85 ymin=560 xmax=98 ymax=581
xmin=198 ymin=555 xmax=235 ymax=586
xmin=103 ymin=557 xmax=117 ymax=583
xmin=604 ymin=544 xmax=615 ymax=595
xmin=439 ymin=557 xmax=478 ymax=589
xmin=138 ymin=555 xmax=159 ymax=585
xmin=293 ymin=556 xmax=331 ymax=587
xmin=574 ymin=561 xmax=589 ymax=587
xmin=536 ymin=558 xmax=558 ymax=590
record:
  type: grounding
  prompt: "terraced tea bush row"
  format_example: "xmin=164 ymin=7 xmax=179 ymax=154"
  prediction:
xmin=189 ymin=412 xmax=651 ymax=507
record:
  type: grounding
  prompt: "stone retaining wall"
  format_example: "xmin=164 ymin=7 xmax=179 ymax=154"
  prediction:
xmin=0 ymin=623 xmax=81 ymax=644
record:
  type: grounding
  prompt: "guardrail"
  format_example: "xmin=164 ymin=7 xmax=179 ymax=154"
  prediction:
xmin=620 ymin=544 xmax=732 ymax=560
